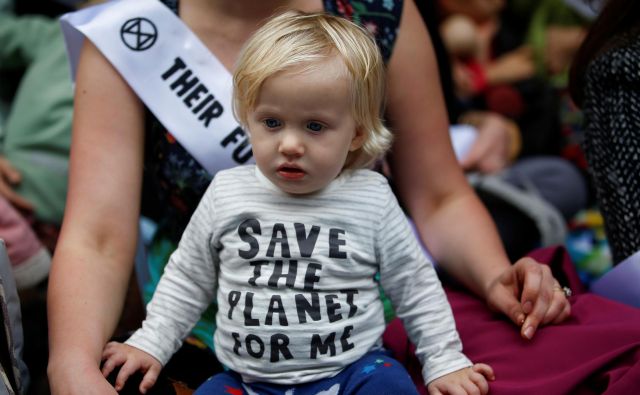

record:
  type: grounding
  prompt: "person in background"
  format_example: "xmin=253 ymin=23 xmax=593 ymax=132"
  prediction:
xmin=1 ymin=5 xmax=76 ymax=393
xmin=0 ymin=9 xmax=74 ymax=251
xmin=569 ymin=0 xmax=640 ymax=265
xmin=0 ymin=195 xmax=51 ymax=290
xmin=419 ymin=0 xmax=588 ymax=260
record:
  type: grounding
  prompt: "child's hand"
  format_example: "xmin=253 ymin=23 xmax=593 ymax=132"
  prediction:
xmin=427 ymin=363 xmax=494 ymax=395
xmin=101 ymin=341 xmax=162 ymax=394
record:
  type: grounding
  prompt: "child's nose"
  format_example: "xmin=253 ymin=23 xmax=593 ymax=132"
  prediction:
xmin=279 ymin=130 xmax=305 ymax=157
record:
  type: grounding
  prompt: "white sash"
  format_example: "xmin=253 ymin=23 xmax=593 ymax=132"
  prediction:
xmin=60 ymin=0 xmax=254 ymax=175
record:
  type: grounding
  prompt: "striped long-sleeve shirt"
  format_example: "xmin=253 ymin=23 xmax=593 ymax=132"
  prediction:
xmin=127 ymin=165 xmax=471 ymax=384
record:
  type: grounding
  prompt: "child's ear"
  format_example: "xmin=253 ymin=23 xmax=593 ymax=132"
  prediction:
xmin=349 ymin=127 xmax=366 ymax=151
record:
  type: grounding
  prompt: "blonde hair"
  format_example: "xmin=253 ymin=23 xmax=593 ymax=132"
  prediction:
xmin=233 ymin=10 xmax=392 ymax=168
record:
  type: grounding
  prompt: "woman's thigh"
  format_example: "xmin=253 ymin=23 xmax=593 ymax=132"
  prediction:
xmin=385 ymin=285 xmax=640 ymax=395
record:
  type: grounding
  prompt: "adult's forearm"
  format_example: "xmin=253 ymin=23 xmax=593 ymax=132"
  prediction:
xmin=413 ymin=190 xmax=511 ymax=299
xmin=48 ymin=242 xmax=133 ymax=366
xmin=383 ymin=0 xmax=512 ymax=300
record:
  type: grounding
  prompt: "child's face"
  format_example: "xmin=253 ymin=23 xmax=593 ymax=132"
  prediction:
xmin=247 ymin=57 xmax=364 ymax=195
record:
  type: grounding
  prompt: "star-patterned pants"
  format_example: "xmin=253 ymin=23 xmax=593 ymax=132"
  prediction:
xmin=193 ymin=350 xmax=419 ymax=395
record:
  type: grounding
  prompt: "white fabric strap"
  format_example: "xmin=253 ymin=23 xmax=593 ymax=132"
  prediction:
xmin=60 ymin=0 xmax=254 ymax=174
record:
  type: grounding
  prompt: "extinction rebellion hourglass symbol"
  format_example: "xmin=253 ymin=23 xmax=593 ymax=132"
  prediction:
xmin=120 ymin=17 xmax=158 ymax=51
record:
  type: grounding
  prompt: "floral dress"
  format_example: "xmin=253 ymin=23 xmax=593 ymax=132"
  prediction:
xmin=142 ymin=0 xmax=404 ymax=350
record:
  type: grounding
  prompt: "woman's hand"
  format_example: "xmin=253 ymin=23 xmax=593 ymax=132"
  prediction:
xmin=485 ymin=256 xmax=572 ymax=339
xmin=0 ymin=156 xmax=33 ymax=211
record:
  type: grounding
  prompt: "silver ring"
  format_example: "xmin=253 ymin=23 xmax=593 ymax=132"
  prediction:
xmin=554 ymin=285 xmax=572 ymax=298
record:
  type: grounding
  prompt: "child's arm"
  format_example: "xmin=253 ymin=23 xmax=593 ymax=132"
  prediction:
xmin=101 ymin=342 xmax=162 ymax=394
xmin=427 ymin=364 xmax=494 ymax=395
xmin=375 ymin=182 xmax=488 ymax=385
xmin=121 ymin=180 xmax=220 ymax=374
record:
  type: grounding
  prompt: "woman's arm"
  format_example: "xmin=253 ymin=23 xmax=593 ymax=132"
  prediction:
xmin=47 ymin=40 xmax=145 ymax=394
xmin=386 ymin=0 xmax=507 ymax=296
xmin=385 ymin=0 xmax=570 ymax=338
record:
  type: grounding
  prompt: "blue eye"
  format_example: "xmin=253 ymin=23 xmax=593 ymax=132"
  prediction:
xmin=263 ymin=118 xmax=281 ymax=129
xmin=307 ymin=122 xmax=324 ymax=133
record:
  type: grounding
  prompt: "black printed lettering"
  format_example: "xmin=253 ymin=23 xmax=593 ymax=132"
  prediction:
xmin=192 ymin=94 xmax=214 ymax=114
xmin=295 ymin=223 xmax=320 ymax=258
xmin=221 ymin=126 xmax=246 ymax=147
xmin=270 ymin=334 xmax=293 ymax=363
xmin=183 ymin=83 xmax=209 ymax=108
xmin=238 ymin=219 xmax=261 ymax=259
xmin=245 ymin=334 xmax=265 ymax=359
xmin=341 ymin=289 xmax=359 ymax=318
xmin=231 ymin=137 xmax=253 ymax=163
xmin=161 ymin=58 xmax=228 ymax=129
xmin=267 ymin=223 xmax=291 ymax=258
xmin=198 ymin=100 xmax=223 ymax=127
xmin=227 ymin=291 xmax=241 ymax=319
xmin=325 ymin=294 xmax=342 ymax=323
xmin=329 ymin=228 xmax=347 ymax=259
xmin=268 ymin=260 xmax=297 ymax=289
xmin=161 ymin=57 xmax=187 ymax=80
xmin=248 ymin=260 xmax=269 ymax=286
xmin=232 ymin=332 xmax=242 ymax=355
xmin=310 ymin=332 xmax=336 ymax=359
xmin=170 ymin=69 xmax=199 ymax=97
xmin=303 ymin=263 xmax=322 ymax=291
xmin=244 ymin=292 xmax=259 ymax=326
xmin=340 ymin=325 xmax=355 ymax=352
xmin=265 ymin=295 xmax=288 ymax=326
xmin=295 ymin=293 xmax=321 ymax=324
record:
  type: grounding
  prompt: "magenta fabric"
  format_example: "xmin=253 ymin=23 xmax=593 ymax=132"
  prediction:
xmin=383 ymin=247 xmax=640 ymax=395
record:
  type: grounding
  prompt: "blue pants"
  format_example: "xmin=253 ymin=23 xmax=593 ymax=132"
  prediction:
xmin=194 ymin=350 xmax=419 ymax=395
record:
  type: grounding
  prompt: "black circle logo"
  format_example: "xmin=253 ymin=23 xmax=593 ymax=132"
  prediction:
xmin=120 ymin=17 xmax=158 ymax=51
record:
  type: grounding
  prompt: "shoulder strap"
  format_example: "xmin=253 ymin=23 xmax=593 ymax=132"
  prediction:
xmin=60 ymin=0 xmax=253 ymax=175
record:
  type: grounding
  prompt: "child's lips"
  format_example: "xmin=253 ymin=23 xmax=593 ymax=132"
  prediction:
xmin=277 ymin=165 xmax=306 ymax=180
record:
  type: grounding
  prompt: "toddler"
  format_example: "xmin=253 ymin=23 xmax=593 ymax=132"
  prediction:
xmin=101 ymin=11 xmax=493 ymax=395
